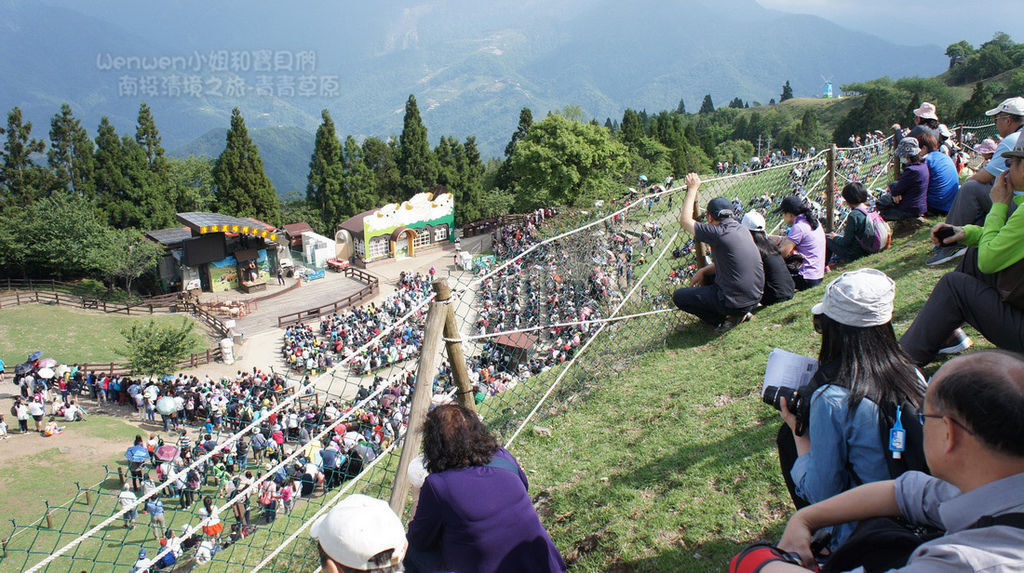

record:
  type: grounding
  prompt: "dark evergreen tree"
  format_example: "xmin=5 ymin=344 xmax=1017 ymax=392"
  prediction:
xmin=769 ymin=98 xmax=776 ymax=105
xmin=699 ymin=94 xmax=715 ymax=114
xmin=620 ymin=109 xmax=645 ymax=146
xmin=362 ymin=137 xmax=400 ymax=204
xmin=340 ymin=135 xmax=377 ymax=217
xmin=728 ymin=97 xmax=745 ymax=109
xmin=397 ymin=95 xmax=437 ymax=196
xmin=781 ymin=81 xmax=794 ymax=102
xmin=307 ymin=110 xmax=345 ymax=227
xmin=504 ymin=108 xmax=533 ymax=158
xmin=957 ymin=82 xmax=997 ymax=122
xmin=676 ymin=98 xmax=686 ymax=114
xmin=212 ymin=108 xmax=280 ymax=225
xmin=604 ymin=118 xmax=614 ymax=130
xmin=0 ymin=107 xmax=48 ymax=208
xmin=48 ymin=103 xmax=95 ymax=197
xmin=135 ymin=103 xmax=166 ymax=166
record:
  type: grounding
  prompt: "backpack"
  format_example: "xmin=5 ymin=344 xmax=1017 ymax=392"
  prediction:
xmin=10 ymin=405 xmax=16 ymax=416
xmin=822 ymin=513 xmax=1024 ymax=573
xmin=856 ymin=206 xmax=891 ymax=254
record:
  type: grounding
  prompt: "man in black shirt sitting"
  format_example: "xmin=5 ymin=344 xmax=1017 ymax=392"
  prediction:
xmin=673 ymin=173 xmax=765 ymax=333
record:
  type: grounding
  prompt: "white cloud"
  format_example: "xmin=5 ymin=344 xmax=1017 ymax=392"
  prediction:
xmin=755 ymin=0 xmax=1014 ymax=47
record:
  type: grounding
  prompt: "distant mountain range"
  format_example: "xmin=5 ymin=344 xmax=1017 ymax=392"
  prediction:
xmin=3 ymin=0 xmax=945 ymax=194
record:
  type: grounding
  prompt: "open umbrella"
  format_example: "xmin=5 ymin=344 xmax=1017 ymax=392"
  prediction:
xmin=36 ymin=367 xmax=55 ymax=379
xmin=37 ymin=357 xmax=57 ymax=368
xmin=160 ymin=375 xmax=174 ymax=382
xmin=125 ymin=445 xmax=150 ymax=463
xmin=155 ymin=445 xmax=180 ymax=462
xmin=638 ymin=175 xmax=648 ymax=182
xmin=28 ymin=351 xmax=43 ymax=361
xmin=15 ymin=362 xmax=32 ymax=376
xmin=156 ymin=396 xmax=178 ymax=416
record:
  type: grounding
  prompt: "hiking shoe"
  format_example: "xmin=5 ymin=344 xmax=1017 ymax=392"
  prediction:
xmin=938 ymin=328 xmax=972 ymax=355
xmin=926 ymin=245 xmax=968 ymax=266
xmin=714 ymin=312 xmax=753 ymax=335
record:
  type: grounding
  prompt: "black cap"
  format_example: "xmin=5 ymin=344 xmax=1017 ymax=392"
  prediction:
xmin=773 ymin=195 xmax=805 ymax=215
xmin=705 ymin=197 xmax=734 ymax=220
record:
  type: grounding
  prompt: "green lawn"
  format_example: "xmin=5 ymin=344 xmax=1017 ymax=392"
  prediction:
xmin=0 ymin=304 xmax=207 ymax=365
xmin=509 ymin=224 xmax=982 ymax=572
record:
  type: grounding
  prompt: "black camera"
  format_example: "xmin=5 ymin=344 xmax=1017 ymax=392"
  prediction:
xmin=763 ymin=385 xmax=812 ymax=436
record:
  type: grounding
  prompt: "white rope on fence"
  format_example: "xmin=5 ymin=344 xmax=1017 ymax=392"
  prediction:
xmin=504 ymin=228 xmax=681 ymax=450
xmin=25 ymin=293 xmax=437 ymax=573
xmin=442 ymin=308 xmax=677 ymax=344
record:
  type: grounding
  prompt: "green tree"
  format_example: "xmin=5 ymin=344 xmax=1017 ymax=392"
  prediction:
xmin=0 ymin=193 xmax=109 ymax=278
xmin=506 ymin=114 xmax=628 ymax=210
xmin=945 ymin=40 xmax=975 ymax=69
xmin=135 ymin=103 xmax=166 ymax=166
xmin=93 ymin=117 xmax=175 ymax=230
xmin=118 ymin=319 xmax=201 ymax=376
xmin=781 ymin=80 xmax=794 ymax=102
xmin=212 ymin=108 xmax=280 ymax=225
xmin=89 ymin=227 xmax=162 ymax=292
xmin=167 ymin=155 xmax=215 ymax=212
xmin=497 ymin=108 xmax=533 ymax=191
xmin=307 ymin=110 xmax=345 ymax=227
xmin=397 ymin=95 xmax=438 ymax=196
xmin=362 ymin=137 xmax=400 ymax=204
xmin=699 ymin=94 xmax=715 ymax=114
xmin=957 ymin=82 xmax=997 ymax=122
xmin=48 ymin=104 xmax=95 ymax=197
xmin=340 ymin=135 xmax=378 ymax=217
xmin=675 ymin=98 xmax=686 ymax=114
xmin=620 ymin=109 xmax=645 ymax=146
xmin=728 ymin=97 xmax=745 ymax=109
xmin=0 ymin=107 xmax=48 ymax=208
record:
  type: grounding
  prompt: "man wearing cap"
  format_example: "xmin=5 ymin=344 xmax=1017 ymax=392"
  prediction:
xmin=674 ymin=173 xmax=764 ymax=333
xmin=928 ymin=97 xmax=1024 ymax=265
xmin=311 ymin=494 xmax=407 ymax=573
xmin=901 ymin=134 xmax=1024 ymax=364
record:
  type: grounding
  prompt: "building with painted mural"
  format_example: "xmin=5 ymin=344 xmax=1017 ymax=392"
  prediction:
xmin=336 ymin=187 xmax=455 ymax=267
xmin=146 ymin=212 xmax=284 ymax=293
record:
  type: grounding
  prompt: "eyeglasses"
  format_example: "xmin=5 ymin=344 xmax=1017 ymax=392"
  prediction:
xmin=916 ymin=409 xmax=973 ymax=434
xmin=1004 ymin=156 xmax=1023 ymax=169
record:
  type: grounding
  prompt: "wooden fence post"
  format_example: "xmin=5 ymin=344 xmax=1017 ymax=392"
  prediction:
xmin=44 ymin=502 xmax=53 ymax=529
xmin=826 ymin=144 xmax=837 ymax=233
xmin=431 ymin=278 xmax=475 ymax=412
xmin=117 ymin=467 xmax=125 ymax=486
xmin=389 ymin=296 xmax=448 ymax=517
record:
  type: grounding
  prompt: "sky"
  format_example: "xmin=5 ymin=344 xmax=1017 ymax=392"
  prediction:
xmin=755 ymin=0 xmax=1013 ymax=48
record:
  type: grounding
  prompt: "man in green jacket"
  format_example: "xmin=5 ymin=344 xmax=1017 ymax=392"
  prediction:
xmin=899 ymin=137 xmax=1024 ymax=364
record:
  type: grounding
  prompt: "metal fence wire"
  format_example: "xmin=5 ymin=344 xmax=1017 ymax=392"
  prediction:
xmin=6 ymin=126 xmax=964 ymax=572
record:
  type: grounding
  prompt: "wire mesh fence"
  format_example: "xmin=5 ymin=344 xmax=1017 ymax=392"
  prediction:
xmin=2 ymin=129 xmax=961 ymax=572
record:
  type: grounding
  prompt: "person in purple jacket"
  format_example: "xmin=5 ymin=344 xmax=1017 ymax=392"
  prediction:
xmin=878 ymin=137 xmax=929 ymax=222
xmin=405 ymin=404 xmax=566 ymax=573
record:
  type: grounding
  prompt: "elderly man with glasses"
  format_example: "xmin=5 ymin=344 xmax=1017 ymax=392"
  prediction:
xmin=927 ymin=97 xmax=1024 ymax=265
xmin=731 ymin=350 xmax=1024 ymax=573
xmin=895 ymin=131 xmax=1024 ymax=365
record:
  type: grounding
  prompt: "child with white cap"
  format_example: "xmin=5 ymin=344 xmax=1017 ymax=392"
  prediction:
xmin=310 ymin=494 xmax=407 ymax=573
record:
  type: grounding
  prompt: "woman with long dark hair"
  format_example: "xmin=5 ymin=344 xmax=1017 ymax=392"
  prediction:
xmin=776 ymin=269 xmax=925 ymax=549
xmin=774 ymin=195 xmax=826 ymax=290
xmin=405 ymin=404 xmax=565 ymax=573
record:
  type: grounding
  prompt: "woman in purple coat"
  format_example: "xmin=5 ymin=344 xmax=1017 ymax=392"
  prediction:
xmin=406 ymin=404 xmax=566 ymax=573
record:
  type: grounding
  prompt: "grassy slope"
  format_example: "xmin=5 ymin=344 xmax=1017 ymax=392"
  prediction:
xmin=0 ymin=304 xmax=208 ymax=364
xmin=512 ymin=224 xmax=984 ymax=572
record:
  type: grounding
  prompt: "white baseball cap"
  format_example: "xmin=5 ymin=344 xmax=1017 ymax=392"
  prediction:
xmin=310 ymin=494 xmax=407 ymax=569
xmin=740 ymin=211 xmax=766 ymax=232
xmin=811 ymin=268 xmax=895 ymax=328
xmin=985 ymin=97 xmax=1024 ymax=117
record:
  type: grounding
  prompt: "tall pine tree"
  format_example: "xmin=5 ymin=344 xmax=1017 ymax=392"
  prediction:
xmin=0 ymin=107 xmax=48 ymax=208
xmin=212 ymin=108 xmax=280 ymax=225
xmin=497 ymin=107 xmax=532 ymax=191
xmin=340 ymin=135 xmax=377 ymax=217
xmin=135 ymin=103 xmax=166 ymax=166
xmin=699 ymin=95 xmax=716 ymax=114
xmin=781 ymin=81 xmax=794 ymax=102
xmin=307 ymin=110 xmax=345 ymax=227
xmin=397 ymin=95 xmax=437 ymax=197
xmin=48 ymin=104 xmax=95 ymax=197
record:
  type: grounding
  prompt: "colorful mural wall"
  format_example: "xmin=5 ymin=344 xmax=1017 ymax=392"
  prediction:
xmin=360 ymin=191 xmax=454 ymax=259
